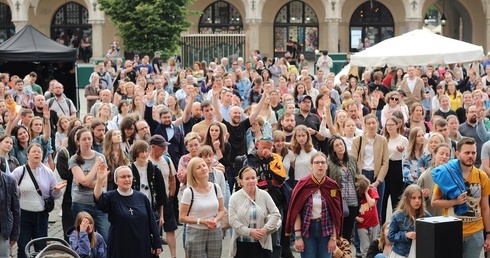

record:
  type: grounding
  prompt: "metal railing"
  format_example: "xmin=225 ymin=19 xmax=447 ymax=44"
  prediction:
xmin=180 ymin=33 xmax=246 ymax=69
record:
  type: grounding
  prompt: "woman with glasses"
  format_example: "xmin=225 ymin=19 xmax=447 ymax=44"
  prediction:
xmin=97 ymin=103 xmax=118 ymax=131
xmin=129 ymin=140 xmax=167 ymax=235
xmin=286 ymin=152 xmax=342 ymax=258
xmin=95 ymin=165 xmax=162 ymax=258
xmin=69 ymin=128 xmax=110 ymax=241
xmin=381 ymin=116 xmax=408 ymax=223
xmin=381 ymin=91 xmax=408 ymax=128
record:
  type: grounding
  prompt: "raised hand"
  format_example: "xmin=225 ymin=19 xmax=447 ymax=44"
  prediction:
xmin=43 ymin=106 xmax=51 ymax=119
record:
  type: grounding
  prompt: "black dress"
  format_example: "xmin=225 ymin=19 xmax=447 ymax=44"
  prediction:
xmin=96 ymin=190 xmax=161 ymax=258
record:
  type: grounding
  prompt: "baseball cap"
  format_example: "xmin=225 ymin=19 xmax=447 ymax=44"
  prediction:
xmin=397 ymin=88 xmax=406 ymax=96
xmin=154 ymin=51 xmax=162 ymax=56
xmin=149 ymin=135 xmax=170 ymax=147
xmin=298 ymin=95 xmax=312 ymax=103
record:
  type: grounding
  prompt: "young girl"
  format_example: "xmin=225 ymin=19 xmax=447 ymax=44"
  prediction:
xmin=388 ymin=185 xmax=430 ymax=258
xmin=366 ymin=221 xmax=392 ymax=258
xmin=356 ymin=175 xmax=380 ymax=258
xmin=55 ymin=115 xmax=70 ymax=152
xmin=68 ymin=211 xmax=107 ymax=258
xmin=290 ymin=125 xmax=317 ymax=183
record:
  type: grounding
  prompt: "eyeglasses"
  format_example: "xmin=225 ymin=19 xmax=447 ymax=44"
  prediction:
xmin=118 ymin=175 xmax=132 ymax=179
xmin=137 ymin=126 xmax=149 ymax=131
xmin=390 ymin=97 xmax=399 ymax=101
xmin=386 ymin=123 xmax=397 ymax=127
xmin=313 ymin=161 xmax=327 ymax=165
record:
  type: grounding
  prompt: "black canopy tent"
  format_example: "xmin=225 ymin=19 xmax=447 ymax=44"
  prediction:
xmin=0 ymin=25 xmax=76 ymax=62
xmin=0 ymin=25 xmax=78 ymax=112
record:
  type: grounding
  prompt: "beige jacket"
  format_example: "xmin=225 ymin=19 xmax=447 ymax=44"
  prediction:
xmin=399 ymin=77 xmax=425 ymax=108
xmin=350 ymin=134 xmax=389 ymax=182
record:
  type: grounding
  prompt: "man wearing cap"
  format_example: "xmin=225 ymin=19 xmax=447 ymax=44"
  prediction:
xmin=295 ymin=95 xmax=325 ymax=149
xmin=399 ymin=66 xmax=425 ymax=108
xmin=245 ymin=135 xmax=287 ymax=258
xmin=149 ymin=135 xmax=178 ymax=258
xmin=152 ymin=51 xmax=162 ymax=75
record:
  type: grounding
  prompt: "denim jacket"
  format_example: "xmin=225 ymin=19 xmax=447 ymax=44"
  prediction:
xmin=388 ymin=211 xmax=431 ymax=257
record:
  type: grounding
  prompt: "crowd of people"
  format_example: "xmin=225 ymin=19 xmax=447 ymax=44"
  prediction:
xmin=0 ymin=46 xmax=490 ymax=258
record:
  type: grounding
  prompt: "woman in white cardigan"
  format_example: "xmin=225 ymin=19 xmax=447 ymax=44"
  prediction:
xmin=228 ymin=166 xmax=281 ymax=258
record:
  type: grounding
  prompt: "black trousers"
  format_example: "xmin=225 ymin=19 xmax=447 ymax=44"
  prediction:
xmin=382 ymin=160 xmax=404 ymax=224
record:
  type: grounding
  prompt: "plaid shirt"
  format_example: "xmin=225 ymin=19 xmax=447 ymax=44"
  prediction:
xmin=301 ymin=191 xmax=334 ymax=239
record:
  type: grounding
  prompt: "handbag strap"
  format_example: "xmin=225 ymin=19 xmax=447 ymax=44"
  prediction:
xmin=244 ymin=192 xmax=267 ymax=216
xmin=357 ymin=136 xmax=363 ymax=160
xmin=24 ymin=165 xmax=43 ymax=197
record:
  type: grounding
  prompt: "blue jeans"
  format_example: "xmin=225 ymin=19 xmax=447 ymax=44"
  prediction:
xmin=462 ymin=230 xmax=483 ymax=258
xmin=0 ymin=236 xmax=10 ymax=258
xmin=17 ymin=210 xmax=49 ymax=258
xmin=72 ymin=202 xmax=110 ymax=242
xmin=374 ymin=254 xmax=386 ymax=258
xmin=301 ymin=220 xmax=332 ymax=258
xmin=362 ymin=170 xmax=385 ymax=222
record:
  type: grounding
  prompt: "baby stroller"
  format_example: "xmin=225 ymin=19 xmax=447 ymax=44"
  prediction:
xmin=25 ymin=237 xmax=80 ymax=258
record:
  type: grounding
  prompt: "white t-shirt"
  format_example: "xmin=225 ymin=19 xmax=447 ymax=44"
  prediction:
xmin=294 ymin=149 xmax=318 ymax=180
xmin=149 ymin=156 xmax=176 ymax=196
xmin=388 ymin=134 xmax=409 ymax=161
xmin=181 ymin=183 xmax=223 ymax=229
xmin=311 ymin=190 xmax=322 ymax=219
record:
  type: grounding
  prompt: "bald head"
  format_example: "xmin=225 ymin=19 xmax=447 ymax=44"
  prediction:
xmin=192 ymin=102 xmax=202 ymax=119
xmin=34 ymin=94 xmax=46 ymax=109
xmin=229 ymin=106 xmax=242 ymax=125
xmin=100 ymin=89 xmax=112 ymax=103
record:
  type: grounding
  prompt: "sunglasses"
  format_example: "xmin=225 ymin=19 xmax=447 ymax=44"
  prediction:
xmin=259 ymin=135 xmax=274 ymax=142
xmin=390 ymin=97 xmax=399 ymax=101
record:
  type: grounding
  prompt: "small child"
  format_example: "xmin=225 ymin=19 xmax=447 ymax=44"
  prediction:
xmin=387 ymin=185 xmax=430 ymax=258
xmin=355 ymin=175 xmax=380 ymax=258
xmin=68 ymin=211 xmax=107 ymax=258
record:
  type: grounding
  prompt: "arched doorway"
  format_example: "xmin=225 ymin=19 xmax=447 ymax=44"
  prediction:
xmin=51 ymin=2 xmax=91 ymax=47
xmin=274 ymin=0 xmax=318 ymax=59
xmin=199 ymin=1 xmax=243 ymax=33
xmin=349 ymin=1 xmax=394 ymax=52
xmin=0 ymin=3 xmax=14 ymax=44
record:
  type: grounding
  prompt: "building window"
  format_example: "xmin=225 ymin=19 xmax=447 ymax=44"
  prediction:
xmin=274 ymin=1 xmax=318 ymax=58
xmin=0 ymin=3 xmax=15 ymax=44
xmin=199 ymin=1 xmax=243 ymax=34
xmin=349 ymin=0 xmax=394 ymax=52
xmin=51 ymin=2 xmax=91 ymax=47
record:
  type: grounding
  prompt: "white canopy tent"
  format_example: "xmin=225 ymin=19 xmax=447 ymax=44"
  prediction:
xmin=350 ymin=29 xmax=484 ymax=68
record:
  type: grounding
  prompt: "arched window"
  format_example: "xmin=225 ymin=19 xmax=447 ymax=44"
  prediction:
xmin=0 ymin=3 xmax=14 ymax=44
xmin=51 ymin=2 xmax=91 ymax=47
xmin=199 ymin=1 xmax=243 ymax=33
xmin=274 ymin=1 xmax=318 ymax=58
xmin=349 ymin=1 xmax=394 ymax=52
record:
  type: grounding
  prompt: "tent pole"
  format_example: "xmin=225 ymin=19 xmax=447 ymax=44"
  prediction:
xmin=75 ymin=62 xmax=80 ymax=118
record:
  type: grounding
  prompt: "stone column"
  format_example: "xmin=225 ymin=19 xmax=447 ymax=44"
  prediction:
xmin=12 ymin=20 xmax=28 ymax=32
xmin=89 ymin=19 xmax=105 ymax=61
xmin=326 ymin=18 xmax=340 ymax=53
xmin=487 ymin=18 xmax=490 ymax=52
xmin=245 ymin=19 xmax=261 ymax=56
xmin=405 ymin=18 xmax=422 ymax=32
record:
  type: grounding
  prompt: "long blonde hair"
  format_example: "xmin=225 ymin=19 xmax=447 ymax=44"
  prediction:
xmin=74 ymin=211 xmax=97 ymax=248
